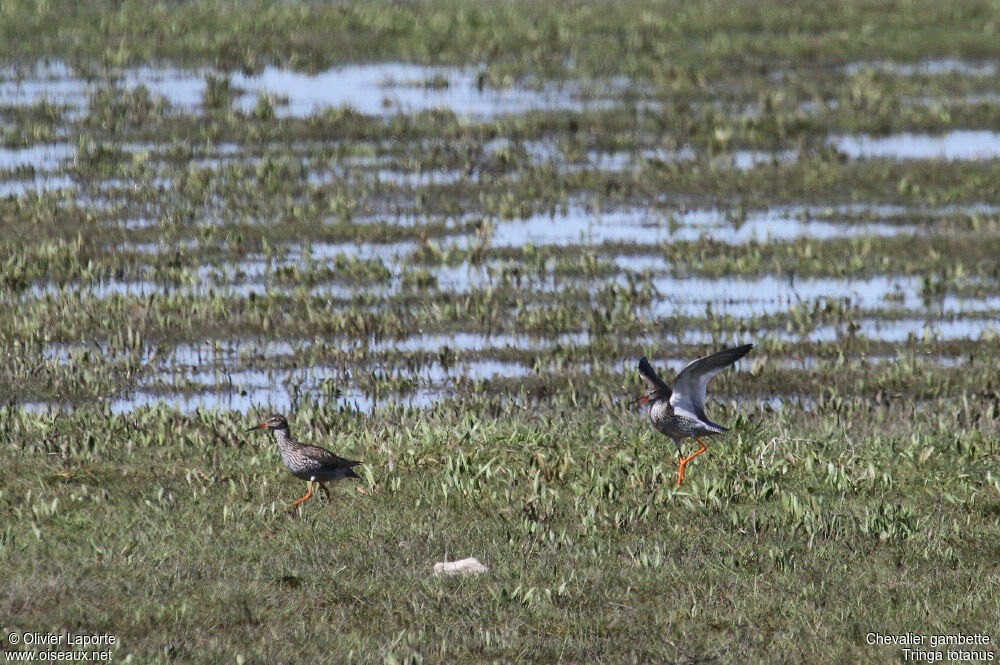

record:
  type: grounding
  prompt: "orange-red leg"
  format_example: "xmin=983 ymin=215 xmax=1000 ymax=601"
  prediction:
xmin=677 ymin=438 xmax=708 ymax=487
xmin=319 ymin=482 xmax=331 ymax=500
xmin=289 ymin=481 xmax=315 ymax=508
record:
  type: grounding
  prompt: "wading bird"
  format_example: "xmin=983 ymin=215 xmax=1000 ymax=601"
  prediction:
xmin=637 ymin=344 xmax=753 ymax=487
xmin=246 ymin=413 xmax=362 ymax=509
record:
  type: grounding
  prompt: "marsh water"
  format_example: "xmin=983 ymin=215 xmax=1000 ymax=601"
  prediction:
xmin=5 ymin=59 xmax=999 ymax=414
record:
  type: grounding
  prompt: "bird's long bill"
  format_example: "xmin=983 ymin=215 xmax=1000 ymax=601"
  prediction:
xmin=628 ymin=394 xmax=651 ymax=407
xmin=245 ymin=423 xmax=266 ymax=432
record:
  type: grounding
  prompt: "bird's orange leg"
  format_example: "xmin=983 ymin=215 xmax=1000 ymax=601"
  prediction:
xmin=289 ymin=481 xmax=315 ymax=508
xmin=676 ymin=438 xmax=708 ymax=487
xmin=318 ymin=482 xmax=331 ymax=501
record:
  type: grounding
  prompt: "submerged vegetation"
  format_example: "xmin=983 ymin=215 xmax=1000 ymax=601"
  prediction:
xmin=2 ymin=1 xmax=1000 ymax=663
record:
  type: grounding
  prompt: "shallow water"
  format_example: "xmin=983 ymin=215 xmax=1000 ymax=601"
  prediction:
xmin=843 ymin=59 xmax=998 ymax=77
xmin=849 ymin=317 xmax=999 ymax=343
xmin=0 ymin=173 xmax=74 ymax=196
xmin=29 ymin=236 xmax=997 ymax=327
xmin=829 ymin=131 xmax=1000 ymax=161
xmin=490 ymin=205 xmax=916 ymax=249
xmin=0 ymin=61 xmax=609 ymax=119
xmin=648 ymin=274 xmax=914 ymax=318
xmin=7 ymin=58 xmax=999 ymax=414
xmin=0 ymin=142 xmax=74 ymax=171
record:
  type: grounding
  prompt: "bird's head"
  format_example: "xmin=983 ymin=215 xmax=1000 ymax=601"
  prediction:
xmin=246 ymin=413 xmax=288 ymax=432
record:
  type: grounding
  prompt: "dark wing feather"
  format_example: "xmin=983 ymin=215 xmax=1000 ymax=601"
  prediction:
xmin=670 ymin=344 xmax=752 ymax=421
xmin=638 ymin=356 xmax=672 ymax=401
xmin=304 ymin=444 xmax=361 ymax=469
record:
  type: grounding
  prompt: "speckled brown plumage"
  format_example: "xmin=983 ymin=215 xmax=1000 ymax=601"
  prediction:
xmin=246 ymin=413 xmax=361 ymax=508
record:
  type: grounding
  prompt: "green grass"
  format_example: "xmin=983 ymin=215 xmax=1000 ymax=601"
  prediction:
xmin=2 ymin=396 xmax=999 ymax=663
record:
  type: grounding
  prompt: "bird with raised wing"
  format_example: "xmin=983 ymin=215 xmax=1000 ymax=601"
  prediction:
xmin=637 ymin=344 xmax=753 ymax=486
xmin=246 ymin=413 xmax=362 ymax=509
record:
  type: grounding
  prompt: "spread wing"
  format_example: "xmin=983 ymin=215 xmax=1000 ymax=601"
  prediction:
xmin=669 ymin=344 xmax=752 ymax=421
xmin=638 ymin=356 xmax=672 ymax=401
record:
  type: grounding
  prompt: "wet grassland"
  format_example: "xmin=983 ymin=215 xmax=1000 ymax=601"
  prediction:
xmin=3 ymin=1 xmax=1000 ymax=663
